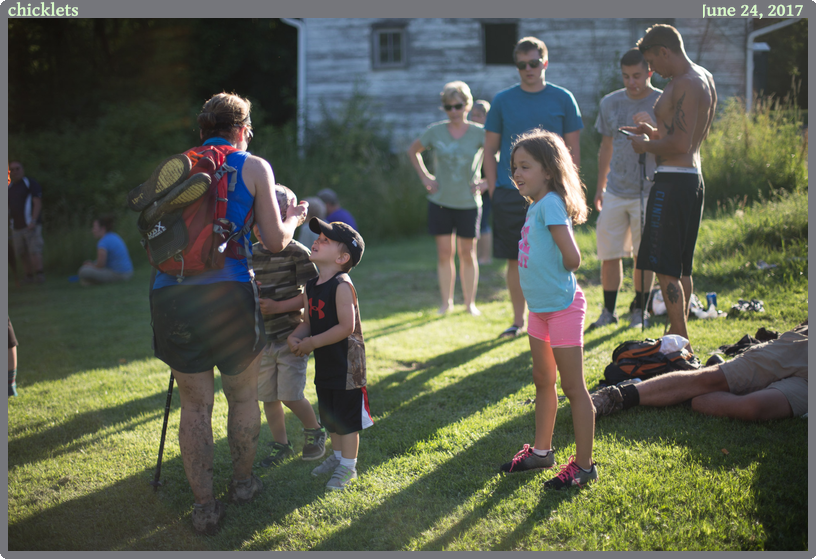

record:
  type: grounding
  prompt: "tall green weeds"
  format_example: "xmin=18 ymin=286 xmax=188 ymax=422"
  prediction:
xmin=251 ymin=94 xmax=426 ymax=240
xmin=701 ymin=89 xmax=808 ymax=208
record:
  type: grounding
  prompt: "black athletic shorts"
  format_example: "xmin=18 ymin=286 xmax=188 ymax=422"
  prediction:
xmin=636 ymin=170 xmax=704 ymax=278
xmin=491 ymin=187 xmax=527 ymax=260
xmin=316 ymin=386 xmax=374 ymax=435
xmin=151 ymin=281 xmax=266 ymax=376
xmin=427 ymin=202 xmax=481 ymax=239
xmin=8 ymin=318 xmax=17 ymax=349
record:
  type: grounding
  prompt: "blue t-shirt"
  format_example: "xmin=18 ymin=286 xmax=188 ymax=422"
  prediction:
xmin=98 ymin=232 xmax=134 ymax=274
xmin=485 ymin=83 xmax=583 ymax=189
xmin=326 ymin=208 xmax=358 ymax=231
xmin=153 ymin=137 xmax=254 ymax=289
xmin=518 ymin=192 xmax=577 ymax=312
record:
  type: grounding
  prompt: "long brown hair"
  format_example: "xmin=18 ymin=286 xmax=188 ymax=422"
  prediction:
xmin=510 ymin=129 xmax=589 ymax=225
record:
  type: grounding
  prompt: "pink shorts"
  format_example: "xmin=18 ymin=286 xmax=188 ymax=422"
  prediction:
xmin=527 ymin=289 xmax=586 ymax=347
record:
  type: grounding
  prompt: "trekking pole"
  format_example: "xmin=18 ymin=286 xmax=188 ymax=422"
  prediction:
xmin=150 ymin=370 xmax=175 ymax=491
xmin=639 ymin=152 xmax=647 ymax=334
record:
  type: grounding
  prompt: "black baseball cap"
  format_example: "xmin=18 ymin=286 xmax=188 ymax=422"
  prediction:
xmin=309 ymin=217 xmax=365 ymax=267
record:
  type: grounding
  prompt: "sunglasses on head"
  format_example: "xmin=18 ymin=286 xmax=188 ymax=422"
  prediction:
xmin=443 ymin=103 xmax=464 ymax=111
xmin=515 ymin=58 xmax=543 ymax=70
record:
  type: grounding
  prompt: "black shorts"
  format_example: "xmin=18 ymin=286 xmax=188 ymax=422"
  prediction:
xmin=151 ymin=281 xmax=266 ymax=376
xmin=491 ymin=187 xmax=527 ymax=260
xmin=427 ymin=202 xmax=481 ymax=239
xmin=636 ymin=171 xmax=704 ymax=278
xmin=8 ymin=318 xmax=17 ymax=349
xmin=316 ymin=386 xmax=374 ymax=435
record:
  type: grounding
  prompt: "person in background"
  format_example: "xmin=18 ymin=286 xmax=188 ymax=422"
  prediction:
xmin=317 ymin=188 xmax=358 ymax=231
xmin=470 ymin=99 xmax=493 ymax=266
xmin=77 ymin=214 xmax=134 ymax=286
xmin=8 ymin=161 xmax=44 ymax=283
xmin=297 ymin=195 xmax=327 ymax=249
xmin=407 ymin=80 xmax=485 ymax=316
xmin=586 ymin=48 xmax=661 ymax=331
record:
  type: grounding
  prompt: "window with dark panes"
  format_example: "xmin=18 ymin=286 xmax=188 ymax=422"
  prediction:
xmin=373 ymin=28 xmax=407 ymax=69
xmin=483 ymin=22 xmax=518 ymax=65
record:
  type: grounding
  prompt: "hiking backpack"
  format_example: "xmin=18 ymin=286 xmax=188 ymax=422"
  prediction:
xmin=603 ymin=338 xmax=701 ymax=385
xmin=138 ymin=145 xmax=255 ymax=282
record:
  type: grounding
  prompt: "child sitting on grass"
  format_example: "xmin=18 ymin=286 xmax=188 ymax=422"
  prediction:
xmin=253 ymin=185 xmax=326 ymax=467
xmin=288 ymin=217 xmax=372 ymax=490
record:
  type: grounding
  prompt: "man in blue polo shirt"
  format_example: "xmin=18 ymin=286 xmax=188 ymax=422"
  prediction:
xmin=484 ymin=36 xmax=584 ymax=338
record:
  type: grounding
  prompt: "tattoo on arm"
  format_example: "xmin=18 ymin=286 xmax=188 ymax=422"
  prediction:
xmin=673 ymin=92 xmax=687 ymax=134
xmin=666 ymin=282 xmax=680 ymax=304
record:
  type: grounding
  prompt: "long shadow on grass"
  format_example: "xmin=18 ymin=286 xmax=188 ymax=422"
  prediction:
xmin=594 ymin=407 xmax=807 ymax=550
xmin=8 ymin=389 xmax=173 ymax=469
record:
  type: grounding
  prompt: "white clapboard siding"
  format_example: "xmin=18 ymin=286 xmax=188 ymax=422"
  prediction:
xmin=300 ymin=18 xmax=748 ymax=149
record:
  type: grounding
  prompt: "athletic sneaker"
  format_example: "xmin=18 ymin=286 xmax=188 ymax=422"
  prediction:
xmin=585 ymin=307 xmax=618 ymax=333
xmin=311 ymin=454 xmax=340 ymax=477
xmin=500 ymin=444 xmax=555 ymax=473
xmin=227 ymin=473 xmax=263 ymax=504
xmin=302 ymin=427 xmax=327 ymax=461
xmin=629 ymin=309 xmax=650 ymax=329
xmin=192 ymin=499 xmax=226 ymax=536
xmin=140 ymin=172 xmax=212 ymax=226
xmin=260 ymin=441 xmax=294 ymax=467
xmin=544 ymin=456 xmax=598 ymax=490
xmin=591 ymin=385 xmax=625 ymax=419
xmin=128 ymin=153 xmax=192 ymax=211
xmin=326 ymin=464 xmax=357 ymax=490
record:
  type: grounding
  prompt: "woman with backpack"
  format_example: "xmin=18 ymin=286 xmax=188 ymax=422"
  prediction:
xmin=139 ymin=93 xmax=307 ymax=535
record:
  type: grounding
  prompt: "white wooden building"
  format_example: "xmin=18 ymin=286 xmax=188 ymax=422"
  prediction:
xmin=283 ymin=18 xmax=750 ymax=150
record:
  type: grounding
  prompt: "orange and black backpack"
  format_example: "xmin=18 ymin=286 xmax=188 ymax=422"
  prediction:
xmin=603 ymin=338 xmax=701 ymax=385
xmin=137 ymin=145 xmax=255 ymax=282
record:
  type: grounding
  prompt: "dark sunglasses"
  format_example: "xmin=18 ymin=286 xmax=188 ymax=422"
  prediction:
xmin=515 ymin=58 xmax=543 ymax=70
xmin=443 ymin=103 xmax=464 ymax=111
xmin=243 ymin=125 xmax=254 ymax=144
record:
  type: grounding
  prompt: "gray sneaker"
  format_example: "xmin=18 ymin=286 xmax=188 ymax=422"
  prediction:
xmin=629 ymin=309 xmax=650 ymax=329
xmin=500 ymin=444 xmax=555 ymax=473
xmin=326 ymin=464 xmax=358 ymax=490
xmin=585 ymin=307 xmax=618 ymax=333
xmin=311 ymin=454 xmax=340 ymax=477
xmin=302 ymin=427 xmax=327 ymax=461
xmin=591 ymin=385 xmax=625 ymax=419
xmin=191 ymin=499 xmax=226 ymax=536
xmin=227 ymin=473 xmax=263 ymax=505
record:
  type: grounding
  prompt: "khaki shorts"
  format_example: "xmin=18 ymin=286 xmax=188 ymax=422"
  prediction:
xmin=596 ymin=192 xmax=647 ymax=261
xmin=12 ymin=225 xmax=44 ymax=258
xmin=720 ymin=325 xmax=808 ymax=416
xmin=257 ymin=338 xmax=308 ymax=402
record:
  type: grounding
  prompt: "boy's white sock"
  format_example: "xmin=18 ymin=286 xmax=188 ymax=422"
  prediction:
xmin=532 ymin=448 xmax=552 ymax=457
xmin=339 ymin=457 xmax=357 ymax=471
xmin=334 ymin=450 xmax=342 ymax=460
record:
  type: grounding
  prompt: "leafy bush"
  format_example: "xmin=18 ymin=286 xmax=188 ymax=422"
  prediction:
xmin=701 ymin=91 xmax=808 ymax=209
xmin=252 ymin=94 xmax=427 ymax=240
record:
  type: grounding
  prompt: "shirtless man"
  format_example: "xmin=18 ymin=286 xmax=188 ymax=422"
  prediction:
xmin=622 ymin=24 xmax=717 ymax=352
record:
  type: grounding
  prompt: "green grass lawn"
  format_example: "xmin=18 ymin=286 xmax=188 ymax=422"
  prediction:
xmin=7 ymin=190 xmax=808 ymax=551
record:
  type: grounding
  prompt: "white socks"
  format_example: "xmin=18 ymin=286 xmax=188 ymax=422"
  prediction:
xmin=339 ymin=457 xmax=357 ymax=470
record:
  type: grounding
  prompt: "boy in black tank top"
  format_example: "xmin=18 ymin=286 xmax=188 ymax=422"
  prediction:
xmin=288 ymin=218 xmax=371 ymax=490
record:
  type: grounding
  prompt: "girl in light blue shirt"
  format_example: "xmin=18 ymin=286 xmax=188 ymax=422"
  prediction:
xmin=498 ymin=129 xmax=598 ymax=490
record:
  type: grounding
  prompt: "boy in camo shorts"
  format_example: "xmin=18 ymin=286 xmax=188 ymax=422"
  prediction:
xmin=253 ymin=185 xmax=327 ymax=467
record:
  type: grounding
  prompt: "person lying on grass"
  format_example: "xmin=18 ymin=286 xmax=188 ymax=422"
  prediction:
xmin=592 ymin=320 xmax=807 ymax=421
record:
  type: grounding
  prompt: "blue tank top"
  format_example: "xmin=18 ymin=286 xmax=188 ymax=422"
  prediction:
xmin=152 ymin=137 xmax=255 ymax=289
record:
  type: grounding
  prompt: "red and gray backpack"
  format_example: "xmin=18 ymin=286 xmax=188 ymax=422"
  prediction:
xmin=137 ymin=145 xmax=255 ymax=282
